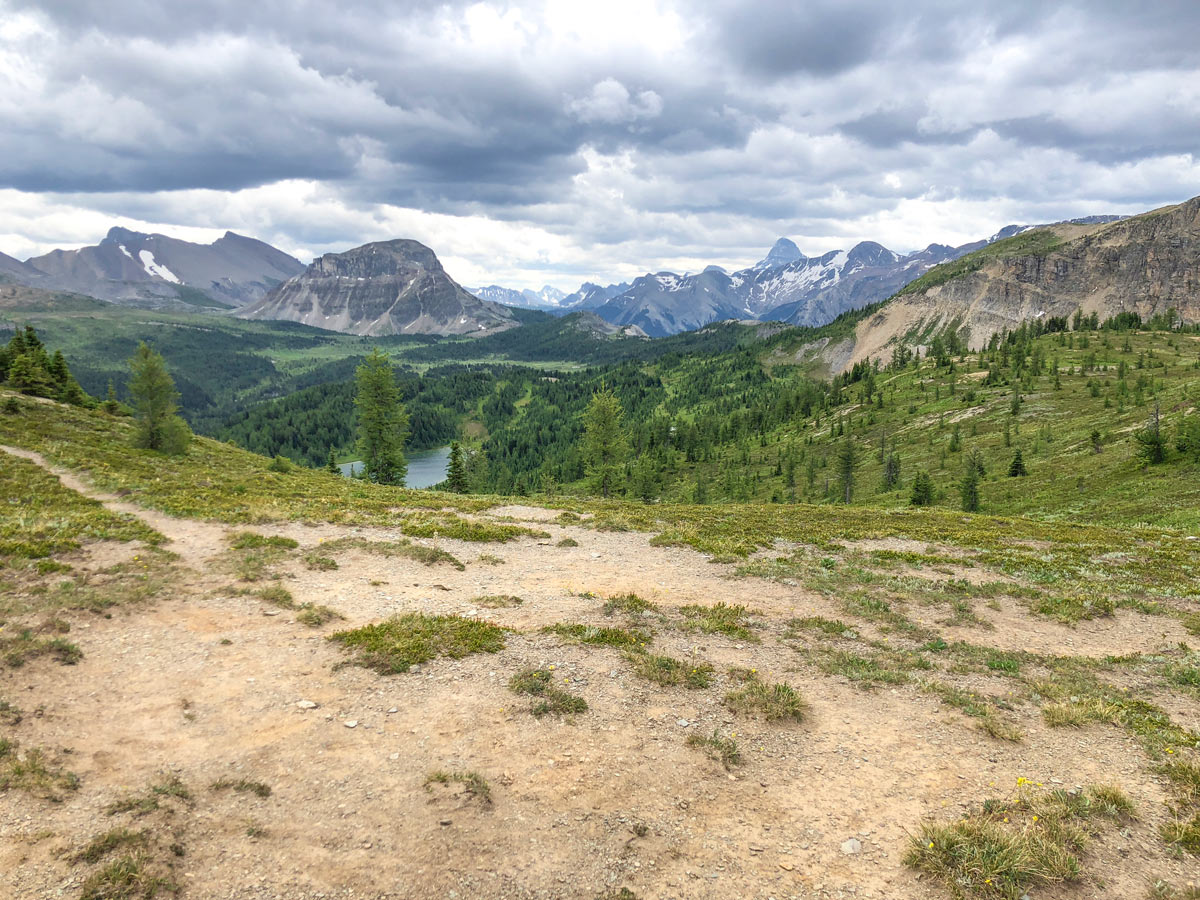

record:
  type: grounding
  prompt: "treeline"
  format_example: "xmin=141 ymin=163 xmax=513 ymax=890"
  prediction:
xmin=216 ymin=365 xmax=516 ymax=466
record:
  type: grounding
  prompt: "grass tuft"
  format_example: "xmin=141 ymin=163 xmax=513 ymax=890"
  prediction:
xmin=906 ymin=783 xmax=1134 ymax=899
xmin=229 ymin=532 xmax=297 ymax=551
xmin=625 ymin=651 xmax=713 ymax=689
xmin=78 ymin=852 xmax=178 ymax=900
xmin=544 ymin=623 xmax=649 ymax=648
xmin=473 ymin=594 xmax=523 ymax=608
xmin=724 ymin=677 xmax=807 ymax=722
xmin=425 ymin=770 xmax=492 ymax=804
xmin=508 ymin=668 xmax=588 ymax=716
xmin=679 ymin=602 xmax=759 ymax=641
xmin=72 ymin=828 xmax=148 ymax=864
xmin=330 ymin=614 xmax=506 ymax=674
xmin=685 ymin=730 xmax=742 ymax=769
xmin=0 ymin=739 xmax=80 ymax=800
xmin=210 ymin=778 xmax=271 ymax=798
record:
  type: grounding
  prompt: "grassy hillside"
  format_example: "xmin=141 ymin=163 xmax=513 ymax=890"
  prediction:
xmin=466 ymin=323 xmax=1200 ymax=532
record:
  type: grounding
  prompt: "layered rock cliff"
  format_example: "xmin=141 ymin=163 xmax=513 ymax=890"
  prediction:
xmin=237 ymin=239 xmax=516 ymax=337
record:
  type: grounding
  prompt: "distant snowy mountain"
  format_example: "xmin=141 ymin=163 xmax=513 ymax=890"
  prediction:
xmin=578 ymin=218 xmax=1117 ymax=337
xmin=558 ymin=281 xmax=631 ymax=312
xmin=469 ymin=284 xmax=568 ymax=309
xmin=586 ymin=238 xmax=970 ymax=337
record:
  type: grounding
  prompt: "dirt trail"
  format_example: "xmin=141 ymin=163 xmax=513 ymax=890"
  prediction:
xmin=1 ymin=444 xmax=232 ymax=574
xmin=0 ymin=450 xmax=1194 ymax=900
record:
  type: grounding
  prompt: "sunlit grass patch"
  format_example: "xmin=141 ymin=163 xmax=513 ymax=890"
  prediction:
xmin=330 ymin=613 xmax=506 ymax=674
xmin=78 ymin=851 xmax=179 ymax=900
xmin=1031 ymin=593 xmax=1115 ymax=624
xmin=72 ymin=828 xmax=148 ymax=865
xmin=685 ymin=729 xmax=742 ymax=769
xmin=0 ymin=738 xmax=79 ymax=800
xmin=906 ymin=783 xmax=1134 ymax=899
xmin=678 ymin=602 xmax=759 ymax=641
xmin=317 ymin=536 xmax=465 ymax=570
xmin=425 ymin=770 xmax=492 ymax=805
xmin=1160 ymin=814 xmax=1200 ymax=856
xmin=105 ymin=774 xmax=192 ymax=817
xmin=625 ymin=651 xmax=713 ymax=689
xmin=0 ymin=629 xmax=82 ymax=667
xmin=295 ymin=603 xmax=343 ymax=627
xmin=400 ymin=514 xmax=546 ymax=543
xmin=508 ymin=668 xmax=587 ymax=716
xmin=724 ymin=677 xmax=807 ymax=722
xmin=603 ymin=593 xmax=657 ymax=617
xmin=301 ymin=553 xmax=338 ymax=571
xmin=923 ymin=680 xmax=1023 ymax=742
xmin=210 ymin=777 xmax=271 ymax=799
xmin=543 ymin=623 xmax=649 ymax=649
xmin=228 ymin=532 xmax=297 ymax=551
xmin=473 ymin=594 xmax=523 ymax=608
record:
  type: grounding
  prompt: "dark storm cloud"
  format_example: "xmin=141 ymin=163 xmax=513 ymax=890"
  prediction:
xmin=1 ymin=0 xmax=1198 ymax=285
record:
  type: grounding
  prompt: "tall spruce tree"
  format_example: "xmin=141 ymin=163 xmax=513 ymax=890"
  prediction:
xmin=1008 ymin=449 xmax=1028 ymax=477
xmin=354 ymin=348 xmax=409 ymax=485
xmin=581 ymin=387 xmax=629 ymax=498
xmin=836 ymin=430 xmax=859 ymax=503
xmin=1132 ymin=402 xmax=1167 ymax=465
xmin=959 ymin=458 xmax=981 ymax=512
xmin=446 ymin=441 xmax=468 ymax=493
xmin=128 ymin=342 xmax=191 ymax=455
xmin=910 ymin=471 xmax=934 ymax=506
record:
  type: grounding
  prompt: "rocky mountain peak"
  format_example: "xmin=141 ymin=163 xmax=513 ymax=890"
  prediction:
xmin=759 ymin=237 xmax=805 ymax=268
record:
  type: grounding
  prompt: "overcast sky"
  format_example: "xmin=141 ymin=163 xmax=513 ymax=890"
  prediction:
xmin=1 ymin=0 xmax=1198 ymax=291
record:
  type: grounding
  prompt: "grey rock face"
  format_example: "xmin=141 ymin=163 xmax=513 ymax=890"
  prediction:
xmin=238 ymin=239 xmax=517 ymax=337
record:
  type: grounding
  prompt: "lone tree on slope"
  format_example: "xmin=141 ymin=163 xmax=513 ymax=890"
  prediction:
xmin=355 ymin=348 xmax=409 ymax=485
xmin=581 ymin=387 xmax=630 ymax=499
xmin=128 ymin=342 xmax=191 ymax=455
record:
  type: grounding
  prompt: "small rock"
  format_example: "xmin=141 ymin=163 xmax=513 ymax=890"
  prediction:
xmin=344 ymin=720 xmax=358 ymax=728
xmin=779 ymin=862 xmax=794 ymax=871
xmin=841 ymin=838 xmax=862 ymax=855
xmin=297 ymin=700 xmax=318 ymax=710
xmin=439 ymin=819 xmax=452 ymax=827
xmin=749 ymin=845 xmax=765 ymax=853
xmin=389 ymin=752 xmax=400 ymax=760
xmin=387 ymin=707 xmax=399 ymax=713
xmin=677 ymin=719 xmax=690 ymax=727
xmin=262 ymin=609 xmax=281 ymax=616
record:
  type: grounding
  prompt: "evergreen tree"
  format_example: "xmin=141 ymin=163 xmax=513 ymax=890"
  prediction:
xmin=326 ymin=448 xmax=339 ymax=475
xmin=1090 ymin=429 xmax=1103 ymax=454
xmin=881 ymin=452 xmax=900 ymax=490
xmin=354 ymin=348 xmax=409 ymax=485
xmin=1008 ymin=449 xmax=1028 ymax=477
xmin=959 ymin=458 xmax=981 ymax=512
xmin=835 ymin=430 xmax=859 ymax=503
xmin=5 ymin=353 xmax=56 ymax=397
xmin=446 ymin=441 xmax=468 ymax=493
xmin=1176 ymin=415 xmax=1200 ymax=462
xmin=909 ymin=470 xmax=934 ymax=507
xmin=128 ymin=342 xmax=191 ymax=455
xmin=580 ymin=387 xmax=629 ymax=498
xmin=102 ymin=380 xmax=121 ymax=415
xmin=1132 ymin=402 xmax=1167 ymax=465
xmin=693 ymin=475 xmax=709 ymax=505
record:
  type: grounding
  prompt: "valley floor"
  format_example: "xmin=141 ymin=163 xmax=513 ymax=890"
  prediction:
xmin=1 ymin=447 xmax=1198 ymax=900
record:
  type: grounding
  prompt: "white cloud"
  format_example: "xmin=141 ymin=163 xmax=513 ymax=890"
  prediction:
xmin=567 ymin=78 xmax=663 ymax=124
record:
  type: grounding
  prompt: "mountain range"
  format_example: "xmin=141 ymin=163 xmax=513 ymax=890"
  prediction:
xmin=6 ymin=227 xmax=305 ymax=308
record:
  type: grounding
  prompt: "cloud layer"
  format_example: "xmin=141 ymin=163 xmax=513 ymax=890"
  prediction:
xmin=2 ymin=0 xmax=1197 ymax=289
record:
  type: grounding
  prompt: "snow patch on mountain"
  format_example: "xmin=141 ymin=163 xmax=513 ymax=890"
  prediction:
xmin=138 ymin=249 xmax=180 ymax=283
